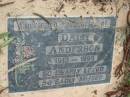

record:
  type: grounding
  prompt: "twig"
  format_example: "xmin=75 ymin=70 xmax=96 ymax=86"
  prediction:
xmin=105 ymin=90 xmax=119 ymax=97
xmin=0 ymin=1 xmax=15 ymax=7
xmin=27 ymin=0 xmax=35 ymax=3
xmin=115 ymin=33 xmax=130 ymax=78
xmin=33 ymin=13 xmax=50 ymax=25
xmin=80 ymin=0 xmax=89 ymax=3
xmin=63 ymin=0 xmax=77 ymax=3
xmin=127 ymin=10 xmax=130 ymax=26
xmin=106 ymin=26 xmax=130 ymax=97
xmin=56 ymin=3 xmax=64 ymax=13
xmin=0 ymin=87 xmax=8 ymax=94
xmin=105 ymin=85 xmax=130 ymax=97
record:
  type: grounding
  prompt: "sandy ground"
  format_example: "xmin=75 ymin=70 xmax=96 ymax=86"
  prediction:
xmin=0 ymin=0 xmax=129 ymax=97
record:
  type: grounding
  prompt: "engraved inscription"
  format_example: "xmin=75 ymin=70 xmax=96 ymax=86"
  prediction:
xmin=8 ymin=17 xmax=116 ymax=92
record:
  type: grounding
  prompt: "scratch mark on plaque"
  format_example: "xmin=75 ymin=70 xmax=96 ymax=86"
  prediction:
xmin=64 ymin=14 xmax=76 ymax=23
xmin=93 ymin=50 xmax=111 ymax=67
xmin=8 ymin=57 xmax=37 ymax=72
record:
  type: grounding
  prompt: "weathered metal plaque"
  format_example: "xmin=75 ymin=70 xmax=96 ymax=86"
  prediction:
xmin=8 ymin=17 xmax=116 ymax=92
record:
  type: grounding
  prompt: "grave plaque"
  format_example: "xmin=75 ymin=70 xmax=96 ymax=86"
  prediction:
xmin=8 ymin=17 xmax=116 ymax=92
